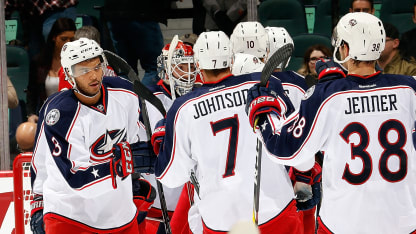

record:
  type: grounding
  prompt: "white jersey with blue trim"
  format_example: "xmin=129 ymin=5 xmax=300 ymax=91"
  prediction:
xmin=141 ymin=80 xmax=182 ymax=212
xmin=31 ymin=77 xmax=140 ymax=230
xmin=259 ymin=72 xmax=416 ymax=233
xmin=155 ymin=73 xmax=296 ymax=231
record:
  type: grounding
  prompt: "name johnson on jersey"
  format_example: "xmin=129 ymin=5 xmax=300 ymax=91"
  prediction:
xmin=193 ymin=88 xmax=248 ymax=119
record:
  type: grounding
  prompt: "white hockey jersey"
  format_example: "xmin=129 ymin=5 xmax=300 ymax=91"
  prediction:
xmin=155 ymin=73 xmax=297 ymax=231
xmin=31 ymin=77 xmax=140 ymax=231
xmin=259 ymin=72 xmax=416 ymax=233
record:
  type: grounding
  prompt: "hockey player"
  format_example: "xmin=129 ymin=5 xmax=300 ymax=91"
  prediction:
xmin=30 ymin=38 xmax=155 ymax=233
xmin=154 ymin=31 xmax=303 ymax=233
xmin=141 ymin=40 xmax=197 ymax=233
xmin=246 ymin=12 xmax=416 ymax=234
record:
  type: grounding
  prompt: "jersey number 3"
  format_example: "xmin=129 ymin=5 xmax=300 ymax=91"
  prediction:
xmin=340 ymin=119 xmax=407 ymax=185
xmin=211 ymin=114 xmax=239 ymax=178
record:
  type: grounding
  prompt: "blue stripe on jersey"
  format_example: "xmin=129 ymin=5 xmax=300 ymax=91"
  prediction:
xmin=262 ymin=72 xmax=416 ymax=159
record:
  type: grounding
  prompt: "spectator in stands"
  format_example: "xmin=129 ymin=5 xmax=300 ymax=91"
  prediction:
xmin=202 ymin=0 xmax=247 ymax=36
xmin=378 ymin=22 xmax=416 ymax=76
xmin=26 ymin=17 xmax=76 ymax=123
xmin=101 ymin=0 xmax=172 ymax=87
xmin=297 ymin=44 xmax=332 ymax=87
xmin=399 ymin=3 xmax=416 ymax=61
xmin=7 ymin=75 xmax=19 ymax=109
xmin=349 ymin=0 xmax=374 ymax=14
xmin=5 ymin=0 xmax=78 ymax=59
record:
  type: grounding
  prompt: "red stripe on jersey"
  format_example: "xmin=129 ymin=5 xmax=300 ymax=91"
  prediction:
xmin=317 ymin=216 xmax=334 ymax=234
xmin=282 ymin=82 xmax=306 ymax=94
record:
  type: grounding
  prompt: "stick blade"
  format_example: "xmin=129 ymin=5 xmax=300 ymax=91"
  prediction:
xmin=259 ymin=43 xmax=294 ymax=87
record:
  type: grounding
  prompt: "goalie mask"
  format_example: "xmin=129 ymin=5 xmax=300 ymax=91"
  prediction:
xmin=160 ymin=41 xmax=197 ymax=96
xmin=265 ymin=27 xmax=293 ymax=69
xmin=61 ymin=37 xmax=107 ymax=92
xmin=332 ymin=12 xmax=385 ymax=64
xmin=230 ymin=22 xmax=269 ymax=59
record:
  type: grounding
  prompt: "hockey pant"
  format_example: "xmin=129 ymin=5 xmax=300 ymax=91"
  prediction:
xmin=202 ymin=200 xmax=303 ymax=234
xmin=44 ymin=214 xmax=139 ymax=234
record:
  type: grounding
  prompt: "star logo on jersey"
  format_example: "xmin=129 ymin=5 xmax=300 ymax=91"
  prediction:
xmin=45 ymin=109 xmax=60 ymax=126
xmin=90 ymin=129 xmax=127 ymax=162
xmin=91 ymin=168 xmax=100 ymax=178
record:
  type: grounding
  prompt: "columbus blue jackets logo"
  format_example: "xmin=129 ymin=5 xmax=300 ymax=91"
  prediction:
xmin=90 ymin=129 xmax=126 ymax=162
xmin=45 ymin=109 xmax=60 ymax=126
xmin=303 ymin=86 xmax=315 ymax=100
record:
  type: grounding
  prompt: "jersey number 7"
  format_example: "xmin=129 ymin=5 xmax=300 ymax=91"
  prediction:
xmin=340 ymin=119 xmax=407 ymax=184
xmin=211 ymin=114 xmax=239 ymax=178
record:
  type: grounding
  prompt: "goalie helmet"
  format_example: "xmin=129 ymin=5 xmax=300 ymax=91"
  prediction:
xmin=159 ymin=41 xmax=197 ymax=96
xmin=61 ymin=37 xmax=107 ymax=87
xmin=230 ymin=21 xmax=269 ymax=59
xmin=193 ymin=31 xmax=232 ymax=70
xmin=231 ymin=53 xmax=264 ymax=76
xmin=332 ymin=12 xmax=385 ymax=63
xmin=265 ymin=27 xmax=293 ymax=69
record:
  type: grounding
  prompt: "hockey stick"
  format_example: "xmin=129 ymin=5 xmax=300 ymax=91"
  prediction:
xmin=253 ymin=43 xmax=294 ymax=225
xmin=104 ymin=50 xmax=172 ymax=234
xmin=167 ymin=35 xmax=179 ymax=101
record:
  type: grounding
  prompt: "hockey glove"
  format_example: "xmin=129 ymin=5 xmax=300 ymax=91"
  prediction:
xmin=290 ymin=162 xmax=322 ymax=211
xmin=130 ymin=141 xmax=157 ymax=174
xmin=315 ymin=58 xmax=346 ymax=82
xmin=246 ymin=82 xmax=288 ymax=129
xmin=30 ymin=195 xmax=45 ymax=234
xmin=110 ymin=142 xmax=133 ymax=188
xmin=132 ymin=178 xmax=156 ymax=223
xmin=151 ymin=118 xmax=166 ymax=155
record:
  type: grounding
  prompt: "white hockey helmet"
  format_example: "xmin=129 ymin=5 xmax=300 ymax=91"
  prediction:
xmin=230 ymin=21 xmax=269 ymax=59
xmin=231 ymin=53 xmax=264 ymax=76
xmin=61 ymin=37 xmax=107 ymax=85
xmin=193 ymin=31 xmax=232 ymax=70
xmin=332 ymin=12 xmax=385 ymax=63
xmin=265 ymin=26 xmax=293 ymax=69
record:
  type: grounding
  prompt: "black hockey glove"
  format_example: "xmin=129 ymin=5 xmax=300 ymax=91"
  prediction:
xmin=110 ymin=142 xmax=133 ymax=188
xmin=130 ymin=141 xmax=157 ymax=174
xmin=151 ymin=118 xmax=166 ymax=155
xmin=315 ymin=58 xmax=346 ymax=83
xmin=245 ymin=81 xmax=292 ymax=129
xmin=132 ymin=178 xmax=156 ymax=223
xmin=30 ymin=195 xmax=45 ymax=234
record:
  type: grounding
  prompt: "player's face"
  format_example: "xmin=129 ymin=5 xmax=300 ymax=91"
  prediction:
xmin=172 ymin=62 xmax=196 ymax=82
xmin=308 ymin=50 xmax=326 ymax=74
xmin=54 ymin=31 xmax=75 ymax=52
xmin=350 ymin=0 xmax=374 ymax=14
xmin=73 ymin=57 xmax=104 ymax=96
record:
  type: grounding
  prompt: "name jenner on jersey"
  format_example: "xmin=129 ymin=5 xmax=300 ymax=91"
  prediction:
xmin=193 ymin=88 xmax=249 ymax=119
xmin=345 ymin=94 xmax=398 ymax=115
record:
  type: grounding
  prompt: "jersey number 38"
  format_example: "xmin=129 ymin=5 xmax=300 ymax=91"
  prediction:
xmin=340 ymin=119 xmax=407 ymax=185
